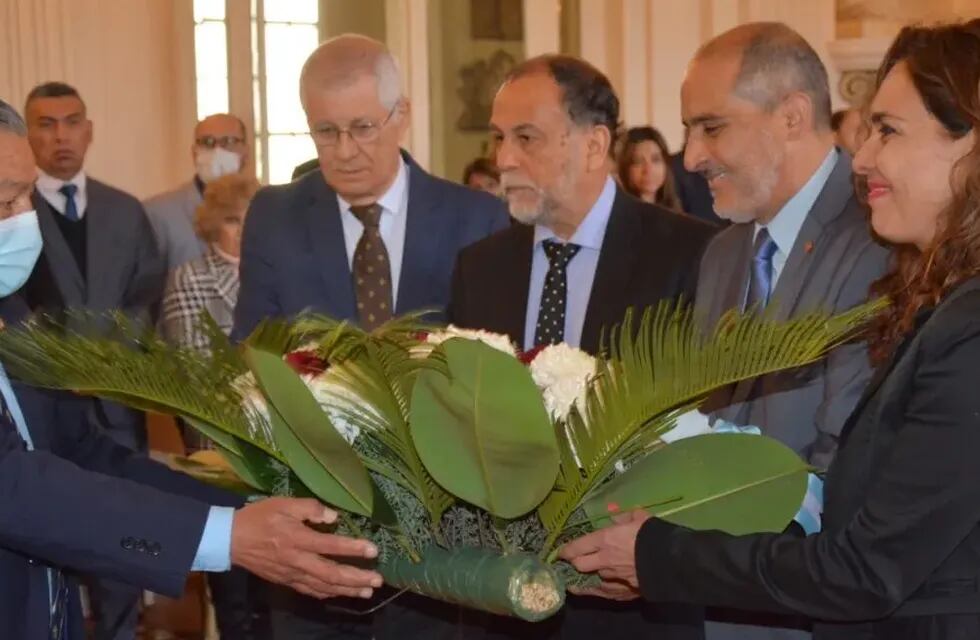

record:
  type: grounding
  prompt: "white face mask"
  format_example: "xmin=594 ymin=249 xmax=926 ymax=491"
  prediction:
xmin=195 ymin=147 xmax=242 ymax=183
xmin=0 ymin=210 xmax=43 ymax=297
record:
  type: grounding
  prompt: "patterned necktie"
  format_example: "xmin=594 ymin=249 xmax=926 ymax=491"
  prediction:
xmin=534 ymin=240 xmax=582 ymax=347
xmin=746 ymin=228 xmax=778 ymax=311
xmin=0 ymin=390 xmax=70 ymax=639
xmin=59 ymin=184 xmax=79 ymax=222
xmin=350 ymin=204 xmax=393 ymax=331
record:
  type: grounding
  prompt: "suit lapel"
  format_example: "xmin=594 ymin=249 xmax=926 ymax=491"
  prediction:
xmin=580 ymin=191 xmax=639 ymax=354
xmin=496 ymin=225 xmax=534 ymax=345
xmin=397 ymin=155 xmax=448 ymax=315
xmin=768 ymin=154 xmax=855 ymax=323
xmin=304 ymin=177 xmax=357 ymax=320
xmin=710 ymin=226 xmax=754 ymax=327
xmin=32 ymin=195 xmax=86 ymax=306
xmin=84 ymin=181 xmax=122 ymax=309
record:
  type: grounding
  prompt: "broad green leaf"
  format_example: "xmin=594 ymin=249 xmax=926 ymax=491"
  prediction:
xmin=185 ymin=417 xmax=282 ymax=493
xmin=246 ymin=347 xmax=378 ymax=519
xmin=583 ymin=434 xmax=808 ymax=534
xmin=411 ymin=338 xmax=558 ymax=519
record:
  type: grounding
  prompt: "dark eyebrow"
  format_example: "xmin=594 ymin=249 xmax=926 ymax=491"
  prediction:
xmin=870 ymin=111 xmax=902 ymax=125
xmin=683 ymin=114 xmax=725 ymax=128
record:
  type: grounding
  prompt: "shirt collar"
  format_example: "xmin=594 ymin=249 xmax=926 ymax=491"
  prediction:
xmin=336 ymin=156 xmax=408 ymax=217
xmin=36 ymin=168 xmax=86 ymax=195
xmin=755 ymin=148 xmax=838 ymax=254
xmin=534 ymin=176 xmax=616 ymax=250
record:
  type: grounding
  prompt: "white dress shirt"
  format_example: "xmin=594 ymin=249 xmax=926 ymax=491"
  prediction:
xmin=336 ymin=158 xmax=409 ymax=308
xmin=36 ymin=169 xmax=88 ymax=219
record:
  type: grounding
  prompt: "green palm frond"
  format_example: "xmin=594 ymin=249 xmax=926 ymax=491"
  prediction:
xmin=322 ymin=339 xmax=455 ymax=530
xmin=537 ymin=298 xmax=886 ymax=555
xmin=0 ymin=311 xmax=279 ymax=457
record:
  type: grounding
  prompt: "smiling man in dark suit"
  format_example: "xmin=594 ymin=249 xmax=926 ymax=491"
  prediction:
xmin=447 ymin=54 xmax=717 ymax=640
xmin=232 ymin=34 xmax=509 ymax=640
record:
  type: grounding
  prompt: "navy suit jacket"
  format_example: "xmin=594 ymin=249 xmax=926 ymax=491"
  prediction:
xmin=232 ymin=151 xmax=509 ymax=339
xmin=0 ymin=296 xmax=240 ymax=639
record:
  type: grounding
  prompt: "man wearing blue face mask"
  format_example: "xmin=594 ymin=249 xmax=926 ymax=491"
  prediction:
xmin=0 ymin=99 xmax=384 ymax=640
xmin=144 ymin=113 xmax=251 ymax=274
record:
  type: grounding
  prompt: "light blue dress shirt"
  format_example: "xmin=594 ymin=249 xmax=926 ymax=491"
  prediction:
xmin=0 ymin=365 xmax=233 ymax=574
xmin=752 ymin=148 xmax=839 ymax=290
xmin=337 ymin=157 xmax=410 ymax=309
xmin=523 ymin=177 xmax=617 ymax=351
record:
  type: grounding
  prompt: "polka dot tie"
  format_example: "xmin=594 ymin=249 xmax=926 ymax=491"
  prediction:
xmin=534 ymin=240 xmax=582 ymax=347
xmin=350 ymin=203 xmax=393 ymax=331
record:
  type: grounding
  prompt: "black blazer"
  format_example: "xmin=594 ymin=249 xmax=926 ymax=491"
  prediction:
xmin=636 ymin=275 xmax=980 ymax=640
xmin=447 ymin=188 xmax=718 ymax=355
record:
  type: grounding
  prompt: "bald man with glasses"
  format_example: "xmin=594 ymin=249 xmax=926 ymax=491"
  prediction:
xmin=144 ymin=113 xmax=251 ymax=273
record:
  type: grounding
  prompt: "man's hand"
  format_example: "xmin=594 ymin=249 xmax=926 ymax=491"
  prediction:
xmin=231 ymin=497 xmax=383 ymax=600
xmin=559 ymin=510 xmax=650 ymax=599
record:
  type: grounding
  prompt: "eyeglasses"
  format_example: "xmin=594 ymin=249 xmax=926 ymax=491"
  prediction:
xmin=309 ymin=104 xmax=398 ymax=147
xmin=196 ymin=135 xmax=246 ymax=150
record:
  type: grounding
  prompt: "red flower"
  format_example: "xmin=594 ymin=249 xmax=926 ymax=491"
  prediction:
xmin=518 ymin=345 xmax=545 ymax=365
xmin=284 ymin=350 xmax=328 ymax=376
xmin=606 ymin=502 xmax=621 ymax=514
xmin=413 ymin=330 xmax=431 ymax=342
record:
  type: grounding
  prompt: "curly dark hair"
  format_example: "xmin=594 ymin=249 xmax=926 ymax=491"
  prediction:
xmin=867 ymin=19 xmax=980 ymax=364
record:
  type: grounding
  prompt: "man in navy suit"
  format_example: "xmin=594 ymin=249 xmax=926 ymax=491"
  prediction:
xmin=0 ymin=99 xmax=383 ymax=640
xmin=233 ymin=34 xmax=508 ymax=640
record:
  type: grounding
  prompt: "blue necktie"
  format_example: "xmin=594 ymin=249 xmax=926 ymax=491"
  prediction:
xmin=534 ymin=240 xmax=581 ymax=347
xmin=59 ymin=184 xmax=79 ymax=222
xmin=0 ymin=391 xmax=70 ymax=639
xmin=746 ymin=228 xmax=778 ymax=311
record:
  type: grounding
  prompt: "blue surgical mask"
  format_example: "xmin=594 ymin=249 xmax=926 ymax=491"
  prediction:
xmin=0 ymin=210 xmax=43 ymax=296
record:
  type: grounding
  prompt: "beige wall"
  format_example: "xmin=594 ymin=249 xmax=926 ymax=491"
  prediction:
xmin=0 ymin=0 xmax=196 ymax=199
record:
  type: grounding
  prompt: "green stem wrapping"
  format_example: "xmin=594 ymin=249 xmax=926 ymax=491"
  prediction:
xmin=379 ymin=546 xmax=565 ymax=622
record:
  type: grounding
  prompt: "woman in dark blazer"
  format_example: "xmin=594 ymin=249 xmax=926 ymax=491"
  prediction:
xmin=561 ymin=20 xmax=980 ymax=640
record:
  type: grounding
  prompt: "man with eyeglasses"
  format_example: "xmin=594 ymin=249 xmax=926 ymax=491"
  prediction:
xmin=144 ymin=113 xmax=250 ymax=273
xmin=232 ymin=34 xmax=509 ymax=640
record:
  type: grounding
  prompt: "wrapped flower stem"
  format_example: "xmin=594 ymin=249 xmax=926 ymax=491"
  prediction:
xmin=379 ymin=546 xmax=565 ymax=622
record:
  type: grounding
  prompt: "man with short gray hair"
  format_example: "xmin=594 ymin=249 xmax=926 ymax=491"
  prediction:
xmin=233 ymin=34 xmax=509 ymax=640
xmin=681 ymin=21 xmax=889 ymax=640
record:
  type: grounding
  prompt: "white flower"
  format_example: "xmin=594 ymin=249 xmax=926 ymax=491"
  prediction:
xmin=231 ymin=372 xmax=274 ymax=442
xmin=417 ymin=325 xmax=518 ymax=358
xmin=302 ymin=366 xmax=369 ymax=444
xmin=528 ymin=344 xmax=596 ymax=422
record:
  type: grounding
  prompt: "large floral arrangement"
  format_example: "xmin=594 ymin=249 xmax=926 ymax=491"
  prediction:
xmin=0 ymin=301 xmax=882 ymax=621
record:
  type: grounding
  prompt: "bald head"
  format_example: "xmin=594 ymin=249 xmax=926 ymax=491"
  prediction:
xmin=694 ymin=22 xmax=831 ymax=131
xmin=195 ymin=113 xmax=246 ymax=140
xmin=300 ymin=34 xmax=402 ymax=110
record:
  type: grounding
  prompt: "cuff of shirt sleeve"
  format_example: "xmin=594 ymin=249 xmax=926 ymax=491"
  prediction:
xmin=191 ymin=506 xmax=235 ymax=572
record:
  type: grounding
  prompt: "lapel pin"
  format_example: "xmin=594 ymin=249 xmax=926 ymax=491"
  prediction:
xmin=804 ymin=241 xmax=814 ymax=254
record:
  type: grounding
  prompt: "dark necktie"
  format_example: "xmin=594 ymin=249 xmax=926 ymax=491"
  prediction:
xmin=59 ymin=184 xmax=79 ymax=222
xmin=350 ymin=204 xmax=393 ymax=331
xmin=0 ymin=389 xmax=70 ymax=639
xmin=746 ymin=228 xmax=778 ymax=311
xmin=534 ymin=240 xmax=581 ymax=347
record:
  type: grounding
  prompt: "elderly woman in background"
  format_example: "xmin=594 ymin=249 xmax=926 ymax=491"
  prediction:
xmin=162 ymin=173 xmax=258 ymax=351
xmin=616 ymin=125 xmax=682 ymax=211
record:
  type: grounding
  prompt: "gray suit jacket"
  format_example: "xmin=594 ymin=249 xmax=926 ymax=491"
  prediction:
xmin=26 ymin=177 xmax=166 ymax=450
xmin=143 ymin=180 xmax=207 ymax=273
xmin=696 ymin=153 xmax=890 ymax=640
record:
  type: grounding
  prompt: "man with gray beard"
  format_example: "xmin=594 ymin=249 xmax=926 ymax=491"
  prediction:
xmin=678 ymin=21 xmax=890 ymax=640
xmin=447 ymin=53 xmax=716 ymax=639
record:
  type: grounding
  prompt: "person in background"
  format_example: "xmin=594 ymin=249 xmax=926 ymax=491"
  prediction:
xmin=144 ymin=114 xmax=250 ymax=273
xmin=161 ymin=172 xmax=270 ymax=640
xmin=617 ymin=126 xmax=682 ymax=210
xmin=831 ymin=108 xmax=863 ymax=156
xmin=462 ymin=157 xmax=501 ymax=196
xmin=162 ymin=173 xmax=258 ymax=353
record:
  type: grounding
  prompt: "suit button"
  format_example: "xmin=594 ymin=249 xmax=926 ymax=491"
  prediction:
xmin=147 ymin=542 xmax=161 ymax=557
xmin=120 ymin=537 xmax=135 ymax=551
xmin=136 ymin=539 xmax=148 ymax=553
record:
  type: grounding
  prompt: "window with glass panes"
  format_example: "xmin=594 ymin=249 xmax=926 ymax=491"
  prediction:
xmin=193 ymin=0 xmax=230 ymax=120
xmin=251 ymin=0 xmax=320 ymax=184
